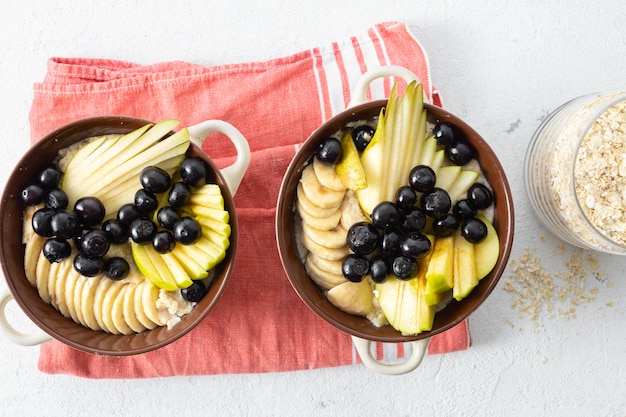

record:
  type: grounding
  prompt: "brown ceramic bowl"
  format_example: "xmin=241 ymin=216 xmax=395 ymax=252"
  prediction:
xmin=276 ymin=100 xmax=514 ymax=343
xmin=0 ymin=116 xmax=249 ymax=355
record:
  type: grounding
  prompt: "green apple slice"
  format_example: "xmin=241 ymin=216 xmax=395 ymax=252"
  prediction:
xmin=131 ymin=242 xmax=178 ymax=291
xmin=425 ymin=235 xmax=455 ymax=293
xmin=453 ymin=232 xmax=478 ymax=301
xmin=474 ymin=214 xmax=500 ymax=279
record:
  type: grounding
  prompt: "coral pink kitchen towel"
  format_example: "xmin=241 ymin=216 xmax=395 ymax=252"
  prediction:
xmin=30 ymin=21 xmax=470 ymax=378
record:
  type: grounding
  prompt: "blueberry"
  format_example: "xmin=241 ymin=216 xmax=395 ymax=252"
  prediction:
xmin=399 ymin=231 xmax=431 ymax=258
xmin=371 ymin=201 xmax=402 ymax=230
xmin=31 ymin=208 xmax=56 ymax=237
xmin=134 ymin=189 xmax=158 ymax=213
xmin=446 ymin=141 xmax=475 ymax=166
xmin=104 ymin=257 xmax=130 ymax=280
xmin=342 ymin=254 xmax=369 ymax=282
xmin=316 ymin=137 xmax=342 ymax=164
xmin=181 ymin=280 xmax=208 ymax=302
xmin=74 ymin=197 xmax=105 ymax=226
xmin=432 ymin=214 xmax=460 ymax=237
xmin=156 ymin=206 xmax=180 ymax=230
xmin=420 ymin=187 xmax=452 ymax=218
xmin=50 ymin=210 xmax=82 ymax=239
xmin=467 ymin=183 xmax=494 ymax=210
xmin=369 ymin=256 xmax=389 ymax=283
xmin=153 ymin=230 xmax=176 ymax=253
xmin=42 ymin=238 xmax=71 ymax=263
xmin=380 ymin=230 xmax=402 ymax=258
xmin=45 ymin=188 xmax=68 ymax=210
xmin=117 ymin=204 xmax=141 ymax=226
xmin=37 ymin=165 xmax=61 ymax=189
xmin=409 ymin=165 xmax=436 ymax=193
xmin=351 ymin=125 xmax=375 ymax=152
xmin=432 ymin=123 xmax=457 ymax=148
xmin=73 ymin=252 xmax=104 ymax=277
xmin=391 ymin=256 xmax=418 ymax=280
xmin=129 ymin=219 xmax=157 ymax=243
xmin=346 ymin=221 xmax=379 ymax=255
xmin=173 ymin=217 xmax=201 ymax=245
xmin=180 ymin=158 xmax=207 ymax=187
xmin=80 ymin=230 xmax=110 ymax=258
xmin=453 ymin=199 xmax=476 ymax=222
xmin=21 ymin=184 xmax=45 ymax=206
xmin=401 ymin=207 xmax=427 ymax=233
xmin=101 ymin=219 xmax=129 ymax=244
xmin=168 ymin=182 xmax=191 ymax=208
xmin=140 ymin=166 xmax=171 ymax=194
xmin=461 ymin=217 xmax=488 ymax=243
xmin=395 ymin=186 xmax=417 ymax=209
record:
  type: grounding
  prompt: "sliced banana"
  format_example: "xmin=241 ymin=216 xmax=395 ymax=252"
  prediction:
xmin=327 ymin=279 xmax=374 ymax=316
xmin=110 ymin=284 xmax=134 ymax=335
xmin=307 ymin=252 xmax=344 ymax=275
xmin=122 ymin=283 xmax=147 ymax=333
xmin=300 ymin=230 xmax=350 ymax=260
xmin=80 ymin=276 xmax=102 ymax=331
xmin=101 ymin=281 xmax=124 ymax=334
xmin=305 ymin=254 xmax=348 ymax=290
xmin=72 ymin=275 xmax=88 ymax=327
xmin=134 ymin=280 xmax=158 ymax=330
xmin=92 ymin=278 xmax=115 ymax=332
xmin=296 ymin=184 xmax=341 ymax=217
xmin=62 ymin=265 xmax=80 ymax=323
xmin=299 ymin=164 xmax=346 ymax=208
xmin=297 ymin=201 xmax=342 ymax=231
xmin=340 ymin=190 xmax=369 ymax=230
xmin=142 ymin=280 xmax=163 ymax=327
xmin=301 ymin=221 xmax=348 ymax=249
xmin=313 ymin=158 xmax=347 ymax=192
xmin=47 ymin=260 xmax=61 ymax=310
xmin=35 ymin=252 xmax=51 ymax=304
xmin=24 ymin=234 xmax=45 ymax=285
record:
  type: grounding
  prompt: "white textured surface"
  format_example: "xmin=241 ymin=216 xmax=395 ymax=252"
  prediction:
xmin=1 ymin=1 xmax=625 ymax=416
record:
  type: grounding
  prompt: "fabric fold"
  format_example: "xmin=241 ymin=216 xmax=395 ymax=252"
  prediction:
xmin=31 ymin=21 xmax=469 ymax=379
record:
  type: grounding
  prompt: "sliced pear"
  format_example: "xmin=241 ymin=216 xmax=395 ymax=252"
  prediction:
xmin=453 ymin=232 xmax=479 ymax=301
xmin=474 ymin=214 xmax=500 ymax=279
xmin=195 ymin=215 xmax=232 ymax=237
xmin=448 ymin=170 xmax=479 ymax=204
xmin=336 ymin=131 xmax=367 ymax=190
xmin=327 ymin=279 xmax=373 ymax=315
xmin=435 ymin=165 xmax=461 ymax=191
xmin=425 ymin=235 xmax=455 ymax=294
xmin=418 ymin=136 xmax=438 ymax=166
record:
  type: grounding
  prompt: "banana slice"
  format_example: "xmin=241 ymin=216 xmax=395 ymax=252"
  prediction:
xmin=72 ymin=275 xmax=88 ymax=327
xmin=307 ymin=252 xmax=344 ymax=275
xmin=35 ymin=252 xmax=51 ymax=304
xmin=24 ymin=234 xmax=45 ymax=285
xmin=299 ymin=164 xmax=346 ymax=208
xmin=340 ymin=190 xmax=369 ymax=230
xmin=305 ymin=253 xmax=348 ymax=290
xmin=62 ymin=265 xmax=80 ymax=323
xmin=296 ymin=183 xmax=341 ymax=217
xmin=141 ymin=280 xmax=163 ymax=327
xmin=122 ymin=283 xmax=147 ymax=333
xmin=134 ymin=280 xmax=158 ymax=330
xmin=47 ymin=260 xmax=61 ymax=310
xmin=101 ymin=281 xmax=124 ymax=334
xmin=301 ymin=231 xmax=350 ymax=261
xmin=301 ymin=221 xmax=348 ymax=249
xmin=326 ymin=279 xmax=374 ymax=315
xmin=312 ymin=158 xmax=347 ymax=192
xmin=92 ymin=278 xmax=115 ymax=332
xmin=54 ymin=260 xmax=73 ymax=318
xmin=297 ymin=201 xmax=342 ymax=231
xmin=110 ymin=284 xmax=134 ymax=335
xmin=80 ymin=276 xmax=102 ymax=331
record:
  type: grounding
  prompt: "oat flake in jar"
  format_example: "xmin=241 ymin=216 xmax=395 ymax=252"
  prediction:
xmin=525 ymin=91 xmax=626 ymax=254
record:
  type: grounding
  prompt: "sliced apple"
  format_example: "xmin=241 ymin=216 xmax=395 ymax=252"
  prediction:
xmin=474 ymin=214 xmax=500 ymax=279
xmin=425 ymin=235 xmax=454 ymax=294
xmin=453 ymin=232 xmax=479 ymax=301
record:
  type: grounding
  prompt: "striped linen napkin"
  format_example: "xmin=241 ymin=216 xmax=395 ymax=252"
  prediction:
xmin=31 ymin=21 xmax=470 ymax=378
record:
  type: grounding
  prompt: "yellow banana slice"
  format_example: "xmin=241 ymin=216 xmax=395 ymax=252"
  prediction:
xmin=296 ymin=184 xmax=341 ymax=217
xmin=297 ymin=201 xmax=342 ymax=231
xmin=307 ymin=252 xmax=344 ymax=275
xmin=80 ymin=276 xmax=102 ymax=331
xmin=301 ymin=221 xmax=348 ymax=249
xmin=327 ymin=279 xmax=374 ymax=315
xmin=111 ymin=284 xmax=134 ymax=335
xmin=134 ymin=280 xmax=158 ymax=330
xmin=305 ymin=253 xmax=348 ymax=290
xmin=300 ymin=231 xmax=350 ymax=261
xmin=312 ymin=158 xmax=347 ymax=192
xmin=299 ymin=164 xmax=346 ymax=208
xmin=35 ymin=252 xmax=51 ymax=304
xmin=340 ymin=190 xmax=369 ymax=230
xmin=122 ymin=283 xmax=147 ymax=333
xmin=24 ymin=234 xmax=45 ymax=285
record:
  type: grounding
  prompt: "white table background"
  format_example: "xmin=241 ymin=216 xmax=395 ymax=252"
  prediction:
xmin=1 ymin=1 xmax=624 ymax=416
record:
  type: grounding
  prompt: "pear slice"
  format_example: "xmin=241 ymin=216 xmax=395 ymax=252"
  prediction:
xmin=336 ymin=131 xmax=367 ymax=190
xmin=327 ymin=279 xmax=373 ymax=315
xmin=435 ymin=165 xmax=462 ymax=191
xmin=453 ymin=232 xmax=479 ymax=301
xmin=448 ymin=170 xmax=479 ymax=204
xmin=474 ymin=215 xmax=500 ymax=279
xmin=170 ymin=246 xmax=210 ymax=280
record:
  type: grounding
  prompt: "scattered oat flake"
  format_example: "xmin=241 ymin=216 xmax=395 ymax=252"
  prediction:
xmin=503 ymin=246 xmax=612 ymax=331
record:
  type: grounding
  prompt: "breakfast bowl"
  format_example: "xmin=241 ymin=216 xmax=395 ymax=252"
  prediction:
xmin=276 ymin=66 xmax=514 ymax=374
xmin=0 ymin=115 xmax=250 ymax=355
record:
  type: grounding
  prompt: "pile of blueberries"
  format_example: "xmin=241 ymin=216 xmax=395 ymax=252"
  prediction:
xmin=21 ymin=157 xmax=210 ymax=282
xmin=317 ymin=122 xmax=494 ymax=284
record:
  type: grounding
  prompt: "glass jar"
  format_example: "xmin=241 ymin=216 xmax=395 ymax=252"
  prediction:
xmin=525 ymin=91 xmax=626 ymax=254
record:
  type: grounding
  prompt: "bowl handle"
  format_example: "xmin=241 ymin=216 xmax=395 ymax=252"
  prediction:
xmin=352 ymin=335 xmax=431 ymax=375
xmin=0 ymin=287 xmax=52 ymax=346
xmin=347 ymin=65 xmax=421 ymax=108
xmin=187 ymin=120 xmax=251 ymax=196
